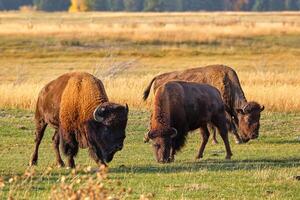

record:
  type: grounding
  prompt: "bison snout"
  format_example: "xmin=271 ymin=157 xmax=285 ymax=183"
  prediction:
xmin=251 ymin=134 xmax=259 ymax=139
xmin=116 ymin=144 xmax=123 ymax=151
xmin=114 ymin=144 xmax=123 ymax=151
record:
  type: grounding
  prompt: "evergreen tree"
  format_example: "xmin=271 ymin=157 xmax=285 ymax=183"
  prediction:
xmin=0 ymin=0 xmax=33 ymax=10
xmin=160 ymin=0 xmax=180 ymax=11
xmin=108 ymin=0 xmax=124 ymax=11
xmin=86 ymin=0 xmax=108 ymax=10
xmin=285 ymin=0 xmax=299 ymax=10
xmin=144 ymin=0 xmax=162 ymax=11
xmin=297 ymin=0 xmax=300 ymax=8
xmin=252 ymin=0 xmax=269 ymax=11
xmin=34 ymin=0 xmax=70 ymax=11
xmin=124 ymin=0 xmax=144 ymax=11
xmin=269 ymin=0 xmax=285 ymax=10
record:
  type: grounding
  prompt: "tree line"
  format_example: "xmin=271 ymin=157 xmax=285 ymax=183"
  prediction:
xmin=1 ymin=0 xmax=300 ymax=11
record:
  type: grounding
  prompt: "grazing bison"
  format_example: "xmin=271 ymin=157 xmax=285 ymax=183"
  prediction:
xmin=144 ymin=81 xmax=233 ymax=163
xmin=30 ymin=72 xmax=128 ymax=168
xmin=143 ymin=65 xmax=264 ymax=143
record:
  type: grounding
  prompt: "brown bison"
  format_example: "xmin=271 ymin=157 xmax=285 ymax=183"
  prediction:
xmin=143 ymin=65 xmax=264 ymax=143
xmin=144 ymin=81 xmax=233 ymax=163
xmin=30 ymin=72 xmax=128 ymax=168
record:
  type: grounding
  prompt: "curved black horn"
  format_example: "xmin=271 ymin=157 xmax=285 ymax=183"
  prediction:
xmin=260 ymin=105 xmax=265 ymax=112
xmin=125 ymin=103 xmax=129 ymax=113
xmin=171 ymin=128 xmax=177 ymax=138
xmin=144 ymin=131 xmax=150 ymax=143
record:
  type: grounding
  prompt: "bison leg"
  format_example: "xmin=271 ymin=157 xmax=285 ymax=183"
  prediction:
xmin=208 ymin=124 xmax=218 ymax=144
xmin=60 ymin=132 xmax=78 ymax=168
xmin=213 ymin=115 xmax=233 ymax=160
xmin=52 ymin=130 xmax=65 ymax=167
xmin=196 ymin=125 xmax=210 ymax=160
xmin=30 ymin=120 xmax=48 ymax=166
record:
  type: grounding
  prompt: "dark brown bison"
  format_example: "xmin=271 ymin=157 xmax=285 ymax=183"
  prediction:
xmin=144 ymin=81 xmax=233 ymax=163
xmin=30 ymin=72 xmax=128 ymax=168
xmin=143 ymin=65 xmax=264 ymax=143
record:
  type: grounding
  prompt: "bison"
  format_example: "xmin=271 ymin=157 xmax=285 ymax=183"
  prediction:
xmin=30 ymin=72 xmax=128 ymax=168
xmin=143 ymin=65 xmax=264 ymax=143
xmin=144 ymin=81 xmax=233 ymax=163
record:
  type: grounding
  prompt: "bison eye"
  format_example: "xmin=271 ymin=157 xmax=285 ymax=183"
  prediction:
xmin=153 ymin=144 xmax=160 ymax=149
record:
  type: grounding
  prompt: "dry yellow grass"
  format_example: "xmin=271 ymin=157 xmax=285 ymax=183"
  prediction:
xmin=0 ymin=69 xmax=300 ymax=112
xmin=0 ymin=12 xmax=299 ymax=112
xmin=0 ymin=12 xmax=300 ymax=42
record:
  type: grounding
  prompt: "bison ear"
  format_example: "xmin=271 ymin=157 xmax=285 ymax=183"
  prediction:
xmin=93 ymin=106 xmax=105 ymax=122
xmin=260 ymin=105 xmax=265 ymax=112
xmin=170 ymin=128 xmax=177 ymax=138
xmin=236 ymin=108 xmax=245 ymax=115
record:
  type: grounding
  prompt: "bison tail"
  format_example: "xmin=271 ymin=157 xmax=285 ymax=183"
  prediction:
xmin=143 ymin=77 xmax=156 ymax=101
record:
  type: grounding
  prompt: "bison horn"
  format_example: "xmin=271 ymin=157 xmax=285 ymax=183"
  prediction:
xmin=125 ymin=103 xmax=129 ymax=113
xmin=242 ymin=104 xmax=248 ymax=113
xmin=93 ymin=106 xmax=104 ymax=122
xmin=144 ymin=131 xmax=150 ymax=143
xmin=171 ymin=128 xmax=177 ymax=138
xmin=260 ymin=105 xmax=265 ymax=112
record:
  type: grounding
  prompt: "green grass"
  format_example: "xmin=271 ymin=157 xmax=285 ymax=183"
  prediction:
xmin=0 ymin=109 xmax=299 ymax=199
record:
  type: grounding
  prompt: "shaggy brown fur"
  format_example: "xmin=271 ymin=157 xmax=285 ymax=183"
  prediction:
xmin=30 ymin=72 xmax=128 ymax=168
xmin=145 ymin=81 xmax=233 ymax=163
xmin=143 ymin=65 xmax=264 ymax=143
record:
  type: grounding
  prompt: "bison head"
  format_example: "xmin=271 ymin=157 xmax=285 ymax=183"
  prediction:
xmin=236 ymin=101 xmax=264 ymax=143
xmin=144 ymin=127 xmax=177 ymax=163
xmin=86 ymin=103 xmax=128 ymax=164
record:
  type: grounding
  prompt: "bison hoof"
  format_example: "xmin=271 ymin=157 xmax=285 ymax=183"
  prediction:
xmin=29 ymin=160 xmax=37 ymax=166
xmin=225 ymin=155 xmax=232 ymax=160
xmin=57 ymin=161 xmax=65 ymax=168
xmin=195 ymin=155 xmax=203 ymax=160
xmin=235 ymin=140 xmax=243 ymax=144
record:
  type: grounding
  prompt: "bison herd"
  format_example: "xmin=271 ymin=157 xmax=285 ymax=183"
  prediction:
xmin=29 ymin=65 xmax=264 ymax=168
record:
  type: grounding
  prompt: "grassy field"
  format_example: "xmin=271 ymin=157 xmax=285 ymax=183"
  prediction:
xmin=0 ymin=11 xmax=300 ymax=199
xmin=0 ymin=109 xmax=299 ymax=199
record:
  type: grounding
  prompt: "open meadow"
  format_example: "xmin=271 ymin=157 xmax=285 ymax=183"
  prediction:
xmin=0 ymin=12 xmax=299 ymax=199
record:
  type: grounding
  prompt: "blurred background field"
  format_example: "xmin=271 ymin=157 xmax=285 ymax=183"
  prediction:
xmin=0 ymin=12 xmax=300 ymax=112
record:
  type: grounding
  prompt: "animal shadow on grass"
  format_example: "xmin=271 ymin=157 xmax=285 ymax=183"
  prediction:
xmin=110 ymin=158 xmax=300 ymax=174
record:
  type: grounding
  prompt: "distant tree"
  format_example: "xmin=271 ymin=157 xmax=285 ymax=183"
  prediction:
xmin=0 ymin=0 xmax=33 ymax=10
xmin=209 ymin=0 xmax=225 ymax=10
xmin=124 ymin=0 xmax=144 ymax=11
xmin=242 ymin=0 xmax=256 ymax=10
xmin=269 ymin=0 xmax=285 ymax=10
xmin=285 ymin=0 xmax=299 ymax=10
xmin=144 ymin=0 xmax=164 ymax=11
xmin=0 ymin=1 xmax=4 ymax=10
xmin=108 ymin=0 xmax=124 ymax=11
xmin=252 ymin=0 xmax=269 ymax=11
xmin=34 ymin=0 xmax=69 ymax=11
xmin=86 ymin=0 xmax=108 ymax=10
xmin=160 ymin=0 xmax=179 ymax=11
xmin=297 ymin=0 xmax=300 ymax=8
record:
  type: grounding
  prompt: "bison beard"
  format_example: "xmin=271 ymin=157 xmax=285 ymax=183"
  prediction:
xmin=30 ymin=72 xmax=128 ymax=168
